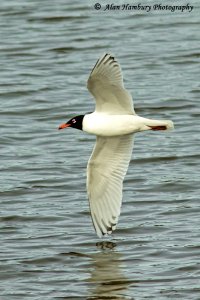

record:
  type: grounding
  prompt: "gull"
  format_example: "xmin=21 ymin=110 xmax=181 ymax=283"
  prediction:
xmin=58 ymin=53 xmax=174 ymax=238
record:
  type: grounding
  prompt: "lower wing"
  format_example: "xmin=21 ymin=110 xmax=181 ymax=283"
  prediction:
xmin=87 ymin=134 xmax=134 ymax=237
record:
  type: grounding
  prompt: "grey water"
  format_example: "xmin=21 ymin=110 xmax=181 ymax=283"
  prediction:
xmin=0 ymin=0 xmax=200 ymax=299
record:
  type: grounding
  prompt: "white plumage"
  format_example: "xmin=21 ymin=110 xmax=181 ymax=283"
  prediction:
xmin=87 ymin=53 xmax=135 ymax=115
xmin=59 ymin=53 xmax=174 ymax=238
xmin=87 ymin=134 xmax=134 ymax=237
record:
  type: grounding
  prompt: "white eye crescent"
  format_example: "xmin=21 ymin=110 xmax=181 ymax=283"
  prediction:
xmin=72 ymin=119 xmax=76 ymax=123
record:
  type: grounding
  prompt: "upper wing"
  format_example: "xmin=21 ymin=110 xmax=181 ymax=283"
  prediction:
xmin=87 ymin=53 xmax=135 ymax=115
xmin=87 ymin=134 xmax=134 ymax=237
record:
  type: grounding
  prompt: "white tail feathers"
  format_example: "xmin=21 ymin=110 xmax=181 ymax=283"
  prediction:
xmin=165 ymin=120 xmax=174 ymax=130
xmin=139 ymin=117 xmax=174 ymax=132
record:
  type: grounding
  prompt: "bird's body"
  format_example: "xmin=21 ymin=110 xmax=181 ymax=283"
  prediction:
xmin=83 ymin=113 xmax=173 ymax=136
xmin=59 ymin=53 xmax=174 ymax=238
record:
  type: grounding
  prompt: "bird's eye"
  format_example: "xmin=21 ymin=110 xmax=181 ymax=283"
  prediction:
xmin=72 ymin=119 xmax=76 ymax=123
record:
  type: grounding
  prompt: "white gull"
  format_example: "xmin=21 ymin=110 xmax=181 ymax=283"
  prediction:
xmin=59 ymin=53 xmax=174 ymax=238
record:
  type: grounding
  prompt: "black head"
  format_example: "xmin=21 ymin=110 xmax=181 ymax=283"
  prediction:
xmin=58 ymin=115 xmax=84 ymax=131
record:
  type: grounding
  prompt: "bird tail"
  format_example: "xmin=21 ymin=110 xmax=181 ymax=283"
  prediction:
xmin=161 ymin=120 xmax=174 ymax=130
xmin=142 ymin=118 xmax=174 ymax=131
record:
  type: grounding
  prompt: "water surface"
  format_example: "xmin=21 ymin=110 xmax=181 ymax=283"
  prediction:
xmin=0 ymin=1 xmax=200 ymax=299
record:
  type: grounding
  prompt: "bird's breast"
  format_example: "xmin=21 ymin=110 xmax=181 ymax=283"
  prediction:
xmin=83 ymin=113 xmax=142 ymax=137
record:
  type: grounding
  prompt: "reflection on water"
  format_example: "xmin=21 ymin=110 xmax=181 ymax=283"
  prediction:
xmin=87 ymin=243 xmax=133 ymax=300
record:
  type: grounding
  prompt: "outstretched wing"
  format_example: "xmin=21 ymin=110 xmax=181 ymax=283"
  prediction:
xmin=87 ymin=134 xmax=134 ymax=237
xmin=87 ymin=53 xmax=135 ymax=115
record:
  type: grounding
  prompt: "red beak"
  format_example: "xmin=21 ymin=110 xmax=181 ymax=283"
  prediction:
xmin=58 ymin=123 xmax=71 ymax=130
